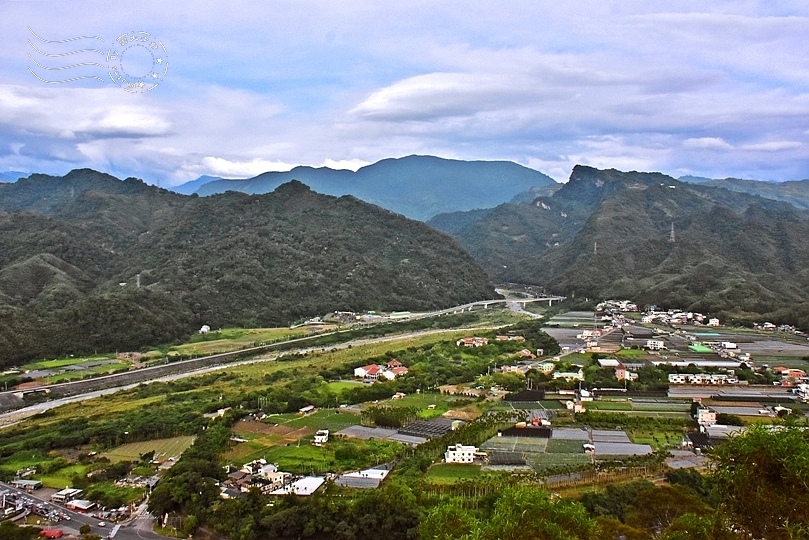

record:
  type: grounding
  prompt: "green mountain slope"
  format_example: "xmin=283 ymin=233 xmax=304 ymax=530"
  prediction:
xmin=679 ymin=176 xmax=809 ymax=210
xmin=432 ymin=166 xmax=809 ymax=326
xmin=0 ymin=171 xmax=495 ymax=365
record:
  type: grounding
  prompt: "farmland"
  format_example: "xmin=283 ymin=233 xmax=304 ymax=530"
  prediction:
xmin=102 ymin=435 xmax=197 ymax=463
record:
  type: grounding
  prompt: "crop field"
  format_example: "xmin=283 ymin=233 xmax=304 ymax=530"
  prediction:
xmin=527 ymin=453 xmax=592 ymax=472
xmin=425 ymin=464 xmax=482 ymax=484
xmin=546 ymin=438 xmax=586 ymax=454
xmin=102 ymin=435 xmax=197 ymax=463
xmin=281 ymin=410 xmax=362 ymax=431
xmin=481 ymin=436 xmax=548 ymax=453
xmin=626 ymin=430 xmax=683 ymax=450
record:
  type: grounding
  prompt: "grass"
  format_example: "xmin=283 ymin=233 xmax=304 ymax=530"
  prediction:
xmin=326 ymin=381 xmax=362 ymax=393
xmin=46 ymin=361 xmax=131 ymax=383
xmin=281 ymin=410 xmax=361 ymax=431
xmin=37 ymin=463 xmax=90 ymax=489
xmin=527 ymin=453 xmax=592 ymax=472
xmin=627 ymin=430 xmax=683 ymax=450
xmin=615 ymin=349 xmax=650 ymax=359
xmin=425 ymin=463 xmax=482 ymax=484
xmin=101 ymin=436 xmax=196 ymax=463
xmin=547 ymin=439 xmax=586 ymax=454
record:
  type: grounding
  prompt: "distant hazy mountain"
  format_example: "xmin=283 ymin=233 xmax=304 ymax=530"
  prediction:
xmin=432 ymin=165 xmax=809 ymax=328
xmin=171 ymin=175 xmax=224 ymax=195
xmin=0 ymin=171 xmax=26 ymax=183
xmin=183 ymin=155 xmax=558 ymax=221
xmin=679 ymin=175 xmax=809 ymax=210
xmin=0 ymin=170 xmax=495 ymax=365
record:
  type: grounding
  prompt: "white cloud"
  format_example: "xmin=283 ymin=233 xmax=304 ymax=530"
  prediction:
xmin=200 ymin=157 xmax=297 ymax=177
xmin=682 ymin=137 xmax=734 ymax=150
xmin=741 ymin=141 xmax=802 ymax=151
xmin=321 ymin=158 xmax=369 ymax=171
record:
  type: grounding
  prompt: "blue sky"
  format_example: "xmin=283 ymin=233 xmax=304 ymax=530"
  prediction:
xmin=1 ymin=1 xmax=808 ymax=186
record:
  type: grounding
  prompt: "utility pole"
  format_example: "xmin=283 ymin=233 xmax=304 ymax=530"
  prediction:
xmin=669 ymin=223 xmax=676 ymax=243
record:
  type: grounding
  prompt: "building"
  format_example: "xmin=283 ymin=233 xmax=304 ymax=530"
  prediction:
xmin=695 ymin=407 xmax=717 ymax=426
xmin=51 ymin=488 xmax=82 ymax=503
xmin=9 ymin=479 xmax=41 ymax=491
xmin=354 ymin=364 xmax=382 ymax=379
xmin=668 ymin=373 xmax=738 ymax=385
xmin=646 ymin=339 xmax=665 ymax=350
xmin=445 ymin=444 xmax=479 ymax=464
xmin=615 ymin=363 xmax=638 ymax=382
xmin=456 ymin=337 xmax=489 ymax=347
xmin=707 ymin=318 xmax=720 ymax=327
xmin=313 ymin=429 xmax=329 ymax=446
xmin=552 ymin=368 xmax=585 ymax=382
xmin=65 ymin=499 xmax=96 ymax=513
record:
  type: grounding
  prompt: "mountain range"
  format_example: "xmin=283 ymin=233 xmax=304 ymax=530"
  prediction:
xmin=0 ymin=170 xmax=495 ymax=365
xmin=177 ymin=155 xmax=558 ymax=221
xmin=429 ymin=166 xmax=809 ymax=328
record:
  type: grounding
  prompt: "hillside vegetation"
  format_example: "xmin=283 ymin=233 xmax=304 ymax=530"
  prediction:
xmin=0 ymin=170 xmax=495 ymax=365
xmin=430 ymin=165 xmax=809 ymax=328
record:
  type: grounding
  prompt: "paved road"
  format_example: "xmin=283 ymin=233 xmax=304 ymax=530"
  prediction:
xmin=0 ymin=481 xmax=162 ymax=539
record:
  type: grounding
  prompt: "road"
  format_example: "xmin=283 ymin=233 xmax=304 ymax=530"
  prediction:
xmin=0 ymin=481 xmax=162 ymax=540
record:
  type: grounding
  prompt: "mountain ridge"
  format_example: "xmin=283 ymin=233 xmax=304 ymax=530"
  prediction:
xmin=182 ymin=155 xmax=558 ymax=220
xmin=0 ymin=170 xmax=496 ymax=365
xmin=430 ymin=166 xmax=809 ymax=328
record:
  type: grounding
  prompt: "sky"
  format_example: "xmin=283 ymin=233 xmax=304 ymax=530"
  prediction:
xmin=1 ymin=1 xmax=808 ymax=186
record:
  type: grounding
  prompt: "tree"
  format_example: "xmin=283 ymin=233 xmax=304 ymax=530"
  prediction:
xmin=472 ymin=486 xmax=597 ymax=540
xmin=624 ymin=485 xmax=711 ymax=535
xmin=79 ymin=524 xmax=91 ymax=535
xmin=711 ymin=423 xmax=809 ymax=539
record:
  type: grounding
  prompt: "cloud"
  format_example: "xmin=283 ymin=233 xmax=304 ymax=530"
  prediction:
xmin=200 ymin=157 xmax=297 ymax=177
xmin=683 ymin=137 xmax=734 ymax=150
xmin=321 ymin=158 xmax=369 ymax=171
xmin=741 ymin=141 xmax=802 ymax=151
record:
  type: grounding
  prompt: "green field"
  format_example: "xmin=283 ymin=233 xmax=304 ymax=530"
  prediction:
xmin=425 ymin=463 xmax=482 ymax=484
xmin=281 ymin=410 xmax=362 ymax=431
xmin=527 ymin=453 xmax=592 ymax=472
xmin=326 ymin=381 xmax=363 ymax=393
xmin=37 ymin=464 xmax=90 ymax=489
xmin=101 ymin=435 xmax=197 ymax=463
xmin=547 ymin=438 xmax=586 ymax=454
xmin=627 ymin=430 xmax=683 ymax=450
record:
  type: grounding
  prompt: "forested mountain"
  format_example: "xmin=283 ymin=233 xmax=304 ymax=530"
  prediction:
xmin=0 ymin=170 xmax=495 ymax=365
xmin=430 ymin=165 xmax=809 ymax=327
xmin=680 ymin=175 xmax=809 ymax=210
xmin=183 ymin=155 xmax=558 ymax=221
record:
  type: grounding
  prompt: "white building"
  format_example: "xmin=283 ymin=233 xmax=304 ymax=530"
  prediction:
xmin=646 ymin=339 xmax=665 ymax=350
xmin=313 ymin=429 xmax=329 ymax=446
xmin=668 ymin=373 xmax=738 ymax=385
xmin=707 ymin=318 xmax=720 ymax=327
xmin=444 ymin=444 xmax=479 ymax=464
xmin=695 ymin=407 xmax=717 ymax=426
xmin=553 ymin=368 xmax=585 ymax=382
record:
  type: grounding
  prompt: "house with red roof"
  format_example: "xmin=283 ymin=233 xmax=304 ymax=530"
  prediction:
xmin=354 ymin=364 xmax=382 ymax=379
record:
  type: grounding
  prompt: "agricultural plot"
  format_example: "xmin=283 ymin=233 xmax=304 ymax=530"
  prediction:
xmin=481 ymin=436 xmax=548 ymax=453
xmin=281 ymin=410 xmax=362 ymax=431
xmin=102 ymin=435 xmax=197 ymax=463
xmin=425 ymin=464 xmax=482 ymax=484
xmin=527 ymin=453 xmax=592 ymax=472
xmin=546 ymin=438 xmax=585 ymax=454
